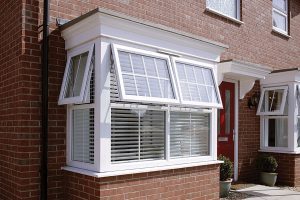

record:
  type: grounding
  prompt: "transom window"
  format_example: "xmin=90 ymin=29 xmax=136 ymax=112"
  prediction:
xmin=257 ymin=86 xmax=288 ymax=115
xmin=272 ymin=0 xmax=289 ymax=34
xmin=206 ymin=0 xmax=240 ymax=20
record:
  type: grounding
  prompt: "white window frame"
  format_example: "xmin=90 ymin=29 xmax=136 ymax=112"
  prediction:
xmin=172 ymin=57 xmax=223 ymax=109
xmin=272 ymin=0 xmax=289 ymax=35
xmin=206 ymin=0 xmax=241 ymax=20
xmin=257 ymin=86 xmax=288 ymax=116
xmin=58 ymin=43 xmax=94 ymax=105
xmin=111 ymin=44 xmax=180 ymax=105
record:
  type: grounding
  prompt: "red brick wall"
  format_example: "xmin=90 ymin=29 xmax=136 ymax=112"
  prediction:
xmin=237 ymin=82 xmax=261 ymax=182
xmin=64 ymin=164 xmax=220 ymax=200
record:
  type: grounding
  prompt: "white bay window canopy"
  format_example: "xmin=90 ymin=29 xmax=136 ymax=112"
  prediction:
xmin=258 ymin=69 xmax=300 ymax=154
xmin=59 ymin=8 xmax=227 ymax=176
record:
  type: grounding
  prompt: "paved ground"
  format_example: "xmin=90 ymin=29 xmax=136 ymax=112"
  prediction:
xmin=235 ymin=185 xmax=300 ymax=199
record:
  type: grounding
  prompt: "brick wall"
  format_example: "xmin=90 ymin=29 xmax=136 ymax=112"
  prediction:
xmin=64 ymin=164 xmax=220 ymax=200
xmin=1 ymin=0 xmax=300 ymax=199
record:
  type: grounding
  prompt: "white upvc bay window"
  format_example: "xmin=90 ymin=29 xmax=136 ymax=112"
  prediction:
xmin=59 ymin=9 xmax=227 ymax=175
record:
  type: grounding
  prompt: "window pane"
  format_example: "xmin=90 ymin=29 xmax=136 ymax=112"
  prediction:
xmin=273 ymin=0 xmax=287 ymax=12
xmin=207 ymin=0 xmax=238 ymax=19
xmin=298 ymin=118 xmax=300 ymax=147
xmin=118 ymin=51 xmax=175 ymax=100
xmin=111 ymin=109 xmax=165 ymax=163
xmin=260 ymin=89 xmax=286 ymax=113
xmin=170 ymin=112 xmax=210 ymax=158
xmin=225 ymin=90 xmax=231 ymax=134
xmin=273 ymin=11 xmax=287 ymax=32
xmin=267 ymin=118 xmax=288 ymax=147
xmin=65 ymin=52 xmax=89 ymax=98
xmin=176 ymin=62 xmax=219 ymax=104
xmin=72 ymin=108 xmax=94 ymax=163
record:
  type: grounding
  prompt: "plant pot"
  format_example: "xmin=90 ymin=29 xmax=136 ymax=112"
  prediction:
xmin=260 ymin=172 xmax=278 ymax=186
xmin=220 ymin=178 xmax=232 ymax=198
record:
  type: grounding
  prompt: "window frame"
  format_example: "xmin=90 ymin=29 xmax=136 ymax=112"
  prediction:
xmin=257 ymin=86 xmax=288 ymax=116
xmin=58 ymin=43 xmax=94 ymax=105
xmin=272 ymin=0 xmax=289 ymax=35
xmin=206 ymin=0 xmax=241 ymax=20
xmin=111 ymin=44 xmax=180 ymax=105
xmin=172 ymin=57 xmax=223 ymax=109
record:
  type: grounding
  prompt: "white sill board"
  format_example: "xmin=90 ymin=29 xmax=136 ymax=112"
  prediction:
xmin=62 ymin=160 xmax=223 ymax=178
xmin=272 ymin=28 xmax=291 ymax=38
xmin=205 ymin=8 xmax=243 ymax=25
xmin=259 ymin=149 xmax=300 ymax=154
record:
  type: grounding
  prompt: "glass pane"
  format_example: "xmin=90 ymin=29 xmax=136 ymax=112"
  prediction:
xmin=170 ymin=112 xmax=210 ymax=158
xmin=298 ymin=118 xmax=300 ymax=147
xmin=207 ymin=0 xmax=238 ymax=18
xmin=118 ymin=51 xmax=175 ymax=100
xmin=225 ymin=90 xmax=231 ymax=134
xmin=273 ymin=11 xmax=287 ymax=32
xmin=65 ymin=52 xmax=89 ymax=98
xmin=273 ymin=0 xmax=287 ymax=12
xmin=260 ymin=89 xmax=286 ymax=113
xmin=176 ymin=62 xmax=219 ymax=104
xmin=72 ymin=108 xmax=94 ymax=164
xmin=267 ymin=118 xmax=288 ymax=147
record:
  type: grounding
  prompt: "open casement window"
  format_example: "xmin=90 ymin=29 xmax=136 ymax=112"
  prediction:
xmin=58 ymin=44 xmax=94 ymax=105
xmin=206 ymin=0 xmax=240 ymax=20
xmin=111 ymin=44 xmax=179 ymax=104
xmin=172 ymin=58 xmax=222 ymax=108
xmin=272 ymin=0 xmax=289 ymax=34
xmin=257 ymin=86 xmax=288 ymax=115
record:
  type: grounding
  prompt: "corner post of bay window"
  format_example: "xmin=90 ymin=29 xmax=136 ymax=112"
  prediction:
xmin=94 ymin=39 xmax=101 ymax=171
xmin=98 ymin=40 xmax=112 ymax=172
xmin=288 ymin=83 xmax=297 ymax=152
xmin=211 ymin=108 xmax=218 ymax=160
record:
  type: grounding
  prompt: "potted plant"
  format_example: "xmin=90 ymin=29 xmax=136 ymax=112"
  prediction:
xmin=256 ymin=154 xmax=278 ymax=186
xmin=218 ymin=155 xmax=233 ymax=198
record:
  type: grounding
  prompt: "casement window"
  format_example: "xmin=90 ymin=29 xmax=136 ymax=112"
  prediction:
xmin=272 ymin=0 xmax=289 ymax=34
xmin=258 ymin=86 xmax=289 ymax=148
xmin=59 ymin=44 xmax=95 ymax=105
xmin=206 ymin=0 xmax=241 ymax=20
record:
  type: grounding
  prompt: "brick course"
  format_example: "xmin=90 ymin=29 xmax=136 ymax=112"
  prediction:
xmin=0 ymin=0 xmax=300 ymax=199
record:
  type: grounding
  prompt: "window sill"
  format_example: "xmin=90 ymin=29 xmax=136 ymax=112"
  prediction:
xmin=205 ymin=7 xmax=243 ymax=25
xmin=259 ymin=148 xmax=300 ymax=154
xmin=62 ymin=160 xmax=223 ymax=178
xmin=272 ymin=28 xmax=291 ymax=39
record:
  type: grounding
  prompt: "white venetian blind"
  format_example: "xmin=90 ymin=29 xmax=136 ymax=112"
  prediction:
xmin=111 ymin=108 xmax=165 ymax=163
xmin=176 ymin=62 xmax=219 ymax=104
xmin=118 ymin=51 xmax=174 ymax=99
xmin=72 ymin=108 xmax=94 ymax=164
xmin=170 ymin=112 xmax=210 ymax=158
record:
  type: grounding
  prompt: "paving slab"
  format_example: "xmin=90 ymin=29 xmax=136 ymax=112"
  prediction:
xmin=237 ymin=185 xmax=300 ymax=200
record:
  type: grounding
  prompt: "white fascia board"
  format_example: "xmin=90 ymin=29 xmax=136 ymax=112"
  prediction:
xmin=61 ymin=9 xmax=227 ymax=62
xmin=261 ymin=70 xmax=300 ymax=86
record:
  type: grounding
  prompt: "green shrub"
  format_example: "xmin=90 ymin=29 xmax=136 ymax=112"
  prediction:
xmin=218 ymin=155 xmax=233 ymax=181
xmin=256 ymin=154 xmax=278 ymax=173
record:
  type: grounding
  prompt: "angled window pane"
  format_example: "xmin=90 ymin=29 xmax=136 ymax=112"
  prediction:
xmin=266 ymin=118 xmax=288 ymax=147
xmin=207 ymin=0 xmax=239 ymax=19
xmin=115 ymin=48 xmax=177 ymax=102
xmin=58 ymin=44 xmax=94 ymax=105
xmin=175 ymin=61 xmax=220 ymax=106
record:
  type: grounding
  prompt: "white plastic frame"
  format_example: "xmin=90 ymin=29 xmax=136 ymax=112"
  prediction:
xmin=257 ymin=86 xmax=288 ymax=116
xmin=206 ymin=0 xmax=241 ymax=20
xmin=58 ymin=43 xmax=94 ymax=105
xmin=172 ymin=57 xmax=223 ymax=109
xmin=111 ymin=44 xmax=180 ymax=104
xmin=272 ymin=0 xmax=289 ymax=35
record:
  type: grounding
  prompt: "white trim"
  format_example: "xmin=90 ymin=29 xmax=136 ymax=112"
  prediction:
xmin=257 ymin=86 xmax=288 ymax=115
xmin=58 ymin=43 xmax=94 ymax=105
xmin=205 ymin=7 xmax=243 ymax=24
xmin=62 ymin=160 xmax=223 ymax=178
xmin=272 ymin=28 xmax=291 ymax=38
xmin=111 ymin=44 xmax=180 ymax=104
xmin=172 ymin=57 xmax=223 ymax=109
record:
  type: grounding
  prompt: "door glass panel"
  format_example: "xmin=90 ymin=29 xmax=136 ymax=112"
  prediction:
xmin=225 ymin=90 xmax=231 ymax=134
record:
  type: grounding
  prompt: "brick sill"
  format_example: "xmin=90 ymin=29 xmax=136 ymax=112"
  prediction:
xmin=62 ymin=160 xmax=223 ymax=178
xmin=205 ymin=8 xmax=244 ymax=25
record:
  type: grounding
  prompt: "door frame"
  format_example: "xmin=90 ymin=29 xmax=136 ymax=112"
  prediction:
xmin=222 ymin=78 xmax=239 ymax=181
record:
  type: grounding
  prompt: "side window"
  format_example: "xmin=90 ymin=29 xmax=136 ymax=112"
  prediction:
xmin=272 ymin=0 xmax=289 ymax=34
